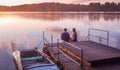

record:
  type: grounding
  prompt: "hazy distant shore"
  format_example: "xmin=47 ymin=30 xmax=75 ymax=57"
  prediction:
xmin=0 ymin=2 xmax=120 ymax=12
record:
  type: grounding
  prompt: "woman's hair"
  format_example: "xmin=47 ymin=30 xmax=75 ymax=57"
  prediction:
xmin=72 ymin=28 xmax=76 ymax=32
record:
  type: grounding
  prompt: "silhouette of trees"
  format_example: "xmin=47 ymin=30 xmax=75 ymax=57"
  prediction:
xmin=89 ymin=3 xmax=101 ymax=11
xmin=0 ymin=2 xmax=120 ymax=12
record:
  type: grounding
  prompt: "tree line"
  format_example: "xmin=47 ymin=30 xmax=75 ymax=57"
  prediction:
xmin=0 ymin=2 xmax=120 ymax=12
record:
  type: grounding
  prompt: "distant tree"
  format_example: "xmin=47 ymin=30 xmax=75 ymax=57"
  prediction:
xmin=0 ymin=2 xmax=120 ymax=12
xmin=117 ymin=3 xmax=120 ymax=11
xmin=89 ymin=2 xmax=101 ymax=11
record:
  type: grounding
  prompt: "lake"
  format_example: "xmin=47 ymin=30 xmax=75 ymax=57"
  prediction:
xmin=0 ymin=12 xmax=120 ymax=70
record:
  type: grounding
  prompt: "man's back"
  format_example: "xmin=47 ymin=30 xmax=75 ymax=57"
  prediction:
xmin=61 ymin=32 xmax=70 ymax=42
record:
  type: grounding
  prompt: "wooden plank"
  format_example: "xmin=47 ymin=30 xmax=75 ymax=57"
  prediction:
xmin=59 ymin=44 xmax=91 ymax=66
xmin=72 ymin=41 xmax=120 ymax=61
xmin=45 ymin=41 xmax=120 ymax=70
xmin=59 ymin=41 xmax=120 ymax=66
xmin=43 ymin=45 xmax=69 ymax=70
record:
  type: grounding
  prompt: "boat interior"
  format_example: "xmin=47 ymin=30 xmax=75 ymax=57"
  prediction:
xmin=20 ymin=49 xmax=51 ymax=67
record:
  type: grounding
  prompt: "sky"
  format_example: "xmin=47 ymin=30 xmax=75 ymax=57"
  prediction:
xmin=0 ymin=0 xmax=120 ymax=6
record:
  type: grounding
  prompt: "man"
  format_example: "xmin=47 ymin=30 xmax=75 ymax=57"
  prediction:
xmin=61 ymin=28 xmax=70 ymax=42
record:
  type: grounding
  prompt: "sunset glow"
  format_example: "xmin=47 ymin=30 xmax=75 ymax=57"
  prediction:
xmin=0 ymin=0 xmax=73 ymax=6
xmin=0 ymin=0 xmax=120 ymax=6
xmin=0 ymin=17 xmax=13 ymax=26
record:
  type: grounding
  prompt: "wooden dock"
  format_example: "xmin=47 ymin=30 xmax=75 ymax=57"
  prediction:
xmin=44 ymin=41 xmax=120 ymax=70
xmin=60 ymin=41 xmax=120 ymax=66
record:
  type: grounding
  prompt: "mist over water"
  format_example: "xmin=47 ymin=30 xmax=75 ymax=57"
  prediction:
xmin=0 ymin=12 xmax=120 ymax=69
xmin=0 ymin=12 xmax=120 ymax=52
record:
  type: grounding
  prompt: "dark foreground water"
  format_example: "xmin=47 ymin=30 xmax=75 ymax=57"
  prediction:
xmin=0 ymin=12 xmax=120 ymax=69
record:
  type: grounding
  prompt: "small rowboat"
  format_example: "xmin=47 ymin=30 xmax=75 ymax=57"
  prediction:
xmin=13 ymin=48 xmax=60 ymax=70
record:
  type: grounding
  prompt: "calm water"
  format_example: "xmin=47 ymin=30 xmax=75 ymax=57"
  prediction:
xmin=0 ymin=12 xmax=120 ymax=69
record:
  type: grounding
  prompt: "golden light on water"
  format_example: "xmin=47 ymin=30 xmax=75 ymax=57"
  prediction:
xmin=0 ymin=17 xmax=16 ymax=26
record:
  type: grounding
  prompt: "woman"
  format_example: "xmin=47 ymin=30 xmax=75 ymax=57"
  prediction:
xmin=71 ymin=28 xmax=77 ymax=42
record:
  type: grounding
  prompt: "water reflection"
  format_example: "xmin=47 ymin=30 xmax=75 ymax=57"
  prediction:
xmin=0 ymin=12 xmax=120 ymax=51
xmin=0 ymin=12 xmax=120 ymax=70
xmin=1 ymin=12 xmax=120 ymax=21
xmin=0 ymin=12 xmax=120 ymax=48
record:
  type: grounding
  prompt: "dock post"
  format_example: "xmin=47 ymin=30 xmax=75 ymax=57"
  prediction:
xmin=81 ymin=50 xmax=83 ymax=66
xmin=107 ymin=31 xmax=109 ymax=46
xmin=80 ymin=49 xmax=85 ymax=70
xmin=88 ymin=28 xmax=90 ymax=41
xmin=43 ymin=31 xmax=45 ymax=45
xmin=51 ymin=35 xmax=53 ymax=52
xmin=57 ymin=39 xmax=60 ymax=61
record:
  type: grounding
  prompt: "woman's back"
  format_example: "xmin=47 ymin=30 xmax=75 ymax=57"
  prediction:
xmin=71 ymin=28 xmax=77 ymax=42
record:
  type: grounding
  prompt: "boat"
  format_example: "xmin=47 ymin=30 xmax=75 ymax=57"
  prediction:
xmin=13 ymin=48 xmax=61 ymax=70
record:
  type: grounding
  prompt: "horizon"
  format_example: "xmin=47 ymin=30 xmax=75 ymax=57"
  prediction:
xmin=0 ymin=0 xmax=120 ymax=6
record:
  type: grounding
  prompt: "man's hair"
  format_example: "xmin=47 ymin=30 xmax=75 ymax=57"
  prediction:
xmin=64 ymin=28 xmax=67 ymax=31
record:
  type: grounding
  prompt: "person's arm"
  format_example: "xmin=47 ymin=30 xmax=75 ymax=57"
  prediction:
xmin=68 ymin=33 xmax=71 ymax=41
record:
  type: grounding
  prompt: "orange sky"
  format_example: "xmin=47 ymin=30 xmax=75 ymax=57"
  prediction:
xmin=0 ymin=0 xmax=120 ymax=6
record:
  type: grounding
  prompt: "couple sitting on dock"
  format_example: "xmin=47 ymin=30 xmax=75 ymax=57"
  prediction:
xmin=61 ymin=28 xmax=77 ymax=42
